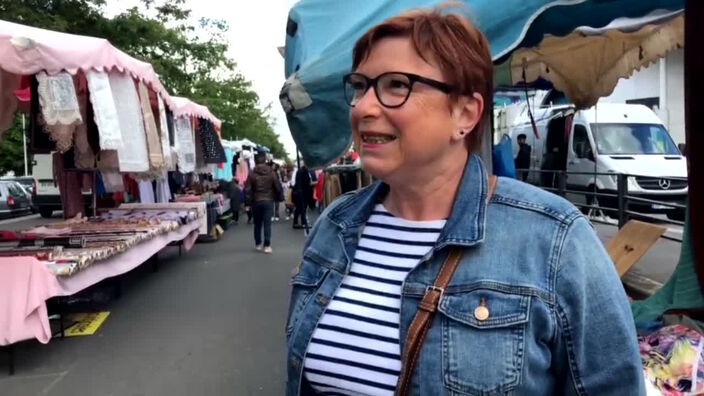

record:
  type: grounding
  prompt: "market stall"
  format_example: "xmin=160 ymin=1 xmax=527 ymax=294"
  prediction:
xmin=0 ymin=20 xmax=221 ymax=367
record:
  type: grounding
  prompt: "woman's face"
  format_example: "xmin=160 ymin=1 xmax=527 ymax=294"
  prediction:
xmin=349 ymin=36 xmax=474 ymax=184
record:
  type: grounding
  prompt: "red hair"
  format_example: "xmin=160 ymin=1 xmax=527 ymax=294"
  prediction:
xmin=352 ymin=4 xmax=493 ymax=152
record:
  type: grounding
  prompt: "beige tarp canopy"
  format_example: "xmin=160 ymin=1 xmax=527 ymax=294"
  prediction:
xmin=494 ymin=9 xmax=684 ymax=109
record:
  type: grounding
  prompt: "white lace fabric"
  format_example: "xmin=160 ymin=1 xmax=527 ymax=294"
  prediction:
xmin=86 ymin=71 xmax=123 ymax=151
xmin=36 ymin=71 xmax=82 ymax=126
xmin=174 ymin=116 xmax=196 ymax=173
xmin=108 ymin=72 xmax=149 ymax=173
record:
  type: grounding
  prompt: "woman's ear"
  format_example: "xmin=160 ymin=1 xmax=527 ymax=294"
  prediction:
xmin=451 ymin=92 xmax=484 ymax=142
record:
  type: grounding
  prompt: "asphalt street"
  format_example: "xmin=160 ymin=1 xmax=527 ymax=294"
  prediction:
xmin=0 ymin=215 xmax=307 ymax=395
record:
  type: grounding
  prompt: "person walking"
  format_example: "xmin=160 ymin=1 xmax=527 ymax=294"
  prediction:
xmin=272 ymin=163 xmax=283 ymax=222
xmin=245 ymin=154 xmax=282 ymax=253
xmin=226 ymin=177 xmax=242 ymax=224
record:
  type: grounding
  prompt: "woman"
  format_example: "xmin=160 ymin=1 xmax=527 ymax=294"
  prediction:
xmin=292 ymin=163 xmax=314 ymax=231
xmin=286 ymin=6 xmax=643 ymax=395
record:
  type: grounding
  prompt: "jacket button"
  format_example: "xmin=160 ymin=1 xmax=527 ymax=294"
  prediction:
xmin=474 ymin=297 xmax=490 ymax=321
xmin=317 ymin=293 xmax=329 ymax=306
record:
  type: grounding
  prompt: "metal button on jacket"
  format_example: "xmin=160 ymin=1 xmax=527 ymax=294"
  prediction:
xmin=474 ymin=297 xmax=490 ymax=321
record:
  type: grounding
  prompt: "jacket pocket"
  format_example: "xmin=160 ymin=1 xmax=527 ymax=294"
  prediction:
xmin=285 ymin=257 xmax=329 ymax=341
xmin=438 ymin=288 xmax=531 ymax=395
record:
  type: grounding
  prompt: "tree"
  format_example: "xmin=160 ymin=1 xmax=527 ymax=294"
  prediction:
xmin=0 ymin=0 xmax=288 ymax=162
xmin=0 ymin=116 xmax=26 ymax=176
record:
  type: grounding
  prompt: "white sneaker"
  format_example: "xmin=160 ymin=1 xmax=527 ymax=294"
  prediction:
xmin=263 ymin=246 xmax=272 ymax=254
xmin=255 ymin=245 xmax=263 ymax=252
xmin=274 ymin=217 xmax=280 ymax=222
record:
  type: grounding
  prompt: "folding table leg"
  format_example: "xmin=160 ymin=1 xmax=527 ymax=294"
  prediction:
xmin=8 ymin=344 xmax=15 ymax=375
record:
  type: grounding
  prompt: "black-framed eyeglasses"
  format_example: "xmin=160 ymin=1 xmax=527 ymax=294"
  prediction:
xmin=343 ymin=71 xmax=455 ymax=108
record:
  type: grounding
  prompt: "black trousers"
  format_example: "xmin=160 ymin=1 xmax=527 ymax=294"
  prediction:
xmin=252 ymin=201 xmax=274 ymax=246
xmin=293 ymin=191 xmax=308 ymax=228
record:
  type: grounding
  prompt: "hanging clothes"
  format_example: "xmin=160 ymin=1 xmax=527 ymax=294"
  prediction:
xmin=101 ymin=171 xmax=124 ymax=193
xmin=37 ymin=72 xmax=83 ymax=153
xmin=194 ymin=118 xmax=205 ymax=169
xmin=155 ymin=171 xmax=172 ymax=203
xmin=36 ymin=71 xmax=82 ymax=126
xmin=53 ymin=151 xmax=86 ymax=219
xmin=214 ymin=147 xmax=234 ymax=181
xmin=197 ymin=119 xmax=226 ymax=164
xmin=72 ymin=86 xmax=96 ymax=169
xmin=85 ymin=70 xmax=123 ymax=151
xmin=138 ymin=179 xmax=155 ymax=204
xmin=235 ymin=156 xmax=249 ymax=187
xmin=166 ymin=109 xmax=175 ymax=146
xmin=137 ymin=81 xmax=164 ymax=169
xmin=174 ymin=116 xmax=196 ymax=173
xmin=29 ymin=75 xmax=56 ymax=152
xmin=157 ymin=94 xmax=173 ymax=170
xmin=108 ymin=72 xmax=149 ymax=172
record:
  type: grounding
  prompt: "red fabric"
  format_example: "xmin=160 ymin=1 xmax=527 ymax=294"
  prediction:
xmin=314 ymin=170 xmax=324 ymax=202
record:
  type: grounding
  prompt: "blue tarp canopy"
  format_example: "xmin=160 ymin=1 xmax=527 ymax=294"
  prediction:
xmin=281 ymin=0 xmax=684 ymax=167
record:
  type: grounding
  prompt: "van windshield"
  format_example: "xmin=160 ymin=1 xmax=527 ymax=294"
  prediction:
xmin=590 ymin=123 xmax=680 ymax=155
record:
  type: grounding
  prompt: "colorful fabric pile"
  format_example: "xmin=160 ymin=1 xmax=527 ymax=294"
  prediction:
xmin=1 ymin=207 xmax=202 ymax=276
xmin=640 ymin=324 xmax=704 ymax=395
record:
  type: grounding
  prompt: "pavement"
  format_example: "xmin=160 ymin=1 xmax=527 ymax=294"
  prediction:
xmin=0 ymin=209 xmax=685 ymax=395
xmin=0 ymin=215 xmax=308 ymax=395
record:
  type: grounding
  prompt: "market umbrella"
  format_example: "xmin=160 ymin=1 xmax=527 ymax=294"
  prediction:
xmin=280 ymin=0 xmax=684 ymax=167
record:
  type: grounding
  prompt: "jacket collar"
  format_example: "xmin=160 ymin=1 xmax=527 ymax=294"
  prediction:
xmin=327 ymin=154 xmax=489 ymax=247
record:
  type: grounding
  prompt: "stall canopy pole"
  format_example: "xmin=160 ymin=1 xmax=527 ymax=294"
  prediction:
xmin=684 ymin=0 xmax=703 ymax=290
xmin=22 ymin=114 xmax=28 ymax=176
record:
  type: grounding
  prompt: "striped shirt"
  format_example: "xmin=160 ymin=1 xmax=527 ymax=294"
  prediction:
xmin=303 ymin=204 xmax=446 ymax=395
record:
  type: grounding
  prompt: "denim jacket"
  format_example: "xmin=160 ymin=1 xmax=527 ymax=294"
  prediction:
xmin=285 ymin=155 xmax=644 ymax=395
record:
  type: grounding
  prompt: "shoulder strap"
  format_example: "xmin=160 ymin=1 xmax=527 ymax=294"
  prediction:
xmin=395 ymin=175 xmax=497 ymax=395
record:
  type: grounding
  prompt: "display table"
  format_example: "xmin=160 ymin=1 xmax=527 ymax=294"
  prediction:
xmin=0 ymin=220 xmax=200 ymax=346
xmin=120 ymin=202 xmax=208 ymax=235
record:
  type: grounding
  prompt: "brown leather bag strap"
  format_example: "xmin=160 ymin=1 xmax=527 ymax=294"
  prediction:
xmin=395 ymin=175 xmax=497 ymax=395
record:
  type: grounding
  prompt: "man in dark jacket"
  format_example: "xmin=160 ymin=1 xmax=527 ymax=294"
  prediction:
xmin=245 ymin=154 xmax=282 ymax=253
xmin=514 ymin=133 xmax=532 ymax=182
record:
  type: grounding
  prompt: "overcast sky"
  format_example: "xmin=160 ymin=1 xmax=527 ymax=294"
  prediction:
xmin=107 ymin=0 xmax=300 ymax=156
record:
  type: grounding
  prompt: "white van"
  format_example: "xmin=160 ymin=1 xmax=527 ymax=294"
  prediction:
xmin=510 ymin=103 xmax=687 ymax=220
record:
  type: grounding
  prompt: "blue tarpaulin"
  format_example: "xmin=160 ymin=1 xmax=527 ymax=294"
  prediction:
xmin=281 ymin=0 xmax=684 ymax=167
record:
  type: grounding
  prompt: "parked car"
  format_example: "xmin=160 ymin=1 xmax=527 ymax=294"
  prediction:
xmin=1 ymin=176 xmax=37 ymax=213
xmin=0 ymin=180 xmax=33 ymax=219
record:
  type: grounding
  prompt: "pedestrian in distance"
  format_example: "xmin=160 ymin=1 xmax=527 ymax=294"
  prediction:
xmin=227 ymin=177 xmax=242 ymax=224
xmin=245 ymin=154 xmax=283 ymax=254
xmin=514 ymin=133 xmax=532 ymax=182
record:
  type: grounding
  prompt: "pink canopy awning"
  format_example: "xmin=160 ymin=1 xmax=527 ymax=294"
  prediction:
xmin=0 ymin=19 xmax=172 ymax=107
xmin=171 ymin=96 xmax=222 ymax=130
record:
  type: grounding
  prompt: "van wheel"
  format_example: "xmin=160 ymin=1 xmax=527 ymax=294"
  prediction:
xmin=39 ymin=208 xmax=53 ymax=218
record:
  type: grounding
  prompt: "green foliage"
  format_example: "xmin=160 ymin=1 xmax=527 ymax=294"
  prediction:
xmin=0 ymin=0 xmax=288 ymax=160
xmin=0 ymin=115 xmax=27 ymax=176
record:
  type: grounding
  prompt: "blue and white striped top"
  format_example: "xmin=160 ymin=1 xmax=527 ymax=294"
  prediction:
xmin=303 ymin=204 xmax=446 ymax=395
